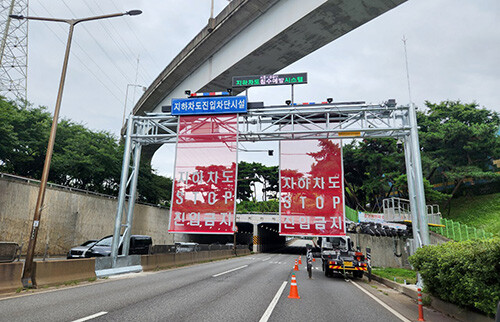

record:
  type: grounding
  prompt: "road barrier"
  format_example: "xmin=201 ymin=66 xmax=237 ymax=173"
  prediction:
xmin=141 ymin=249 xmax=250 ymax=271
xmin=34 ymin=259 xmax=96 ymax=287
xmin=0 ymin=249 xmax=250 ymax=293
xmin=0 ymin=262 xmax=23 ymax=293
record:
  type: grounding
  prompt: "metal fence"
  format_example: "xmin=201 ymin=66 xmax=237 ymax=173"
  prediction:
xmin=382 ymin=197 xmax=442 ymax=225
xmin=152 ymin=244 xmax=247 ymax=254
xmin=430 ymin=218 xmax=495 ymax=241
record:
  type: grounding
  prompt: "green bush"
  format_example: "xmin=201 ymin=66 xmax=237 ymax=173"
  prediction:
xmin=409 ymin=238 xmax=500 ymax=316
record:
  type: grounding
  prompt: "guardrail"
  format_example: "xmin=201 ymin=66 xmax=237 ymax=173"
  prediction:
xmin=430 ymin=218 xmax=495 ymax=241
xmin=152 ymin=244 xmax=248 ymax=254
xmin=0 ymin=242 xmax=19 ymax=263
xmin=382 ymin=197 xmax=442 ymax=225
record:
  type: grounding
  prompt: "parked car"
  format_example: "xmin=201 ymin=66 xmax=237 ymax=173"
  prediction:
xmin=67 ymin=235 xmax=152 ymax=259
xmin=67 ymin=240 xmax=97 ymax=259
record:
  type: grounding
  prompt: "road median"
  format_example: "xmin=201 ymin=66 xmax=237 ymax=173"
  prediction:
xmin=142 ymin=249 xmax=250 ymax=271
xmin=0 ymin=262 xmax=23 ymax=293
xmin=34 ymin=258 xmax=96 ymax=287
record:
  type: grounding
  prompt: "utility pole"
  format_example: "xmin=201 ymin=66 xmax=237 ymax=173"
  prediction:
xmin=10 ymin=9 xmax=143 ymax=288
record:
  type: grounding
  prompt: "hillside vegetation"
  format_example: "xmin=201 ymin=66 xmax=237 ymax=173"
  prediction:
xmin=443 ymin=193 xmax=500 ymax=236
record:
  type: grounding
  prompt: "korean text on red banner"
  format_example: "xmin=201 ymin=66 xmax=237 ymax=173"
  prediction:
xmin=168 ymin=115 xmax=238 ymax=234
xmin=280 ymin=139 xmax=345 ymax=236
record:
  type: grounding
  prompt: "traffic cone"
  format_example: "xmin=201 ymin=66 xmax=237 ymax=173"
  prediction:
xmin=298 ymin=256 xmax=302 ymax=264
xmin=312 ymin=257 xmax=316 ymax=262
xmin=288 ymin=275 xmax=300 ymax=299
xmin=293 ymin=259 xmax=299 ymax=271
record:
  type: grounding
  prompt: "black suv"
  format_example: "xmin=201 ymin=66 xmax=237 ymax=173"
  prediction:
xmin=68 ymin=235 xmax=152 ymax=258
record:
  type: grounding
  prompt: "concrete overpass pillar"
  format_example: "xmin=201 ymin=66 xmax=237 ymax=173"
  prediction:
xmin=252 ymin=224 xmax=261 ymax=253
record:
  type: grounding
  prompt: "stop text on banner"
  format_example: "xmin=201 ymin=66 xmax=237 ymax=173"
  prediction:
xmin=280 ymin=139 xmax=345 ymax=236
xmin=168 ymin=115 xmax=238 ymax=234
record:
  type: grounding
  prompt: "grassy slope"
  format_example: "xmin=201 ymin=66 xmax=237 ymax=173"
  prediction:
xmin=443 ymin=193 xmax=500 ymax=236
xmin=371 ymin=267 xmax=417 ymax=284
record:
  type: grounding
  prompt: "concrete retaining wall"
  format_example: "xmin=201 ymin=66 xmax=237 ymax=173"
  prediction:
xmin=0 ymin=176 xmax=176 ymax=255
xmin=348 ymin=233 xmax=410 ymax=268
xmin=0 ymin=262 xmax=23 ymax=293
xmin=33 ymin=259 xmax=96 ymax=287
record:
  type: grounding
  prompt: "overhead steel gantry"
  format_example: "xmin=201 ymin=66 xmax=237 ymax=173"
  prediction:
xmin=110 ymin=100 xmax=429 ymax=268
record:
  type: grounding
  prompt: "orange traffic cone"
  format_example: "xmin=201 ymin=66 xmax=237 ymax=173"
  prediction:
xmin=288 ymin=275 xmax=300 ymax=299
xmin=298 ymin=256 xmax=302 ymax=264
xmin=293 ymin=259 xmax=299 ymax=271
xmin=312 ymin=257 xmax=316 ymax=262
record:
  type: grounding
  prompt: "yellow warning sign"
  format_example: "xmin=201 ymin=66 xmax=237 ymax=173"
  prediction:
xmin=339 ymin=131 xmax=361 ymax=137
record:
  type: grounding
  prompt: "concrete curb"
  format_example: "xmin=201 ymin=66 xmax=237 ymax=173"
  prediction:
xmin=370 ymin=273 xmax=494 ymax=322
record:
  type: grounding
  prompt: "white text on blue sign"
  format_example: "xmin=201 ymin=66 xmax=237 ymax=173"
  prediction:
xmin=171 ymin=96 xmax=247 ymax=115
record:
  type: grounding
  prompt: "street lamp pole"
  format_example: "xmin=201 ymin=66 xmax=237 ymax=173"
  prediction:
xmin=10 ymin=9 xmax=142 ymax=288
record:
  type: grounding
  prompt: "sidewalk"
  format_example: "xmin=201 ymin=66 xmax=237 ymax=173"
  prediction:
xmin=369 ymin=273 xmax=494 ymax=322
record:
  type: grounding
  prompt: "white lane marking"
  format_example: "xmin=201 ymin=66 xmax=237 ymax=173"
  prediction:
xmin=72 ymin=311 xmax=108 ymax=322
xmin=350 ymin=281 xmax=411 ymax=322
xmin=262 ymin=257 xmax=271 ymax=261
xmin=259 ymin=281 xmax=288 ymax=322
xmin=212 ymin=265 xmax=248 ymax=277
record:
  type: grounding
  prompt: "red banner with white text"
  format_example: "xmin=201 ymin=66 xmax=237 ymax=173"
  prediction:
xmin=280 ymin=139 xmax=345 ymax=236
xmin=168 ymin=115 xmax=238 ymax=234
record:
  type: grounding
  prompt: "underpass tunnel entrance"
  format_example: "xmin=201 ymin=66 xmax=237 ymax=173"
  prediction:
xmin=256 ymin=223 xmax=284 ymax=253
xmin=171 ymin=223 xmax=255 ymax=251
xmin=235 ymin=223 xmax=253 ymax=249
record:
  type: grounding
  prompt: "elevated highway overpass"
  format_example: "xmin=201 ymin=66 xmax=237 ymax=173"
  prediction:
xmin=130 ymin=0 xmax=407 ymax=155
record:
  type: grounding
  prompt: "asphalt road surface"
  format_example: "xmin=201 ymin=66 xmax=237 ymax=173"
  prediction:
xmin=0 ymin=253 xmax=456 ymax=322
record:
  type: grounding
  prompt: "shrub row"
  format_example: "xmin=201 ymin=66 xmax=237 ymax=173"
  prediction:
xmin=409 ymin=238 xmax=500 ymax=316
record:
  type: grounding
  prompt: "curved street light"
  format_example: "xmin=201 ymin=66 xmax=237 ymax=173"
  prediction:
xmin=9 ymin=9 xmax=142 ymax=288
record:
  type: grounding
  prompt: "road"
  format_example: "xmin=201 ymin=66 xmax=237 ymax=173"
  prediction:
xmin=0 ymin=253 xmax=455 ymax=322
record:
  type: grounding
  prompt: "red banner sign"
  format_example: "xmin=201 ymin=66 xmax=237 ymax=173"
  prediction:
xmin=168 ymin=115 xmax=238 ymax=234
xmin=280 ymin=139 xmax=345 ymax=236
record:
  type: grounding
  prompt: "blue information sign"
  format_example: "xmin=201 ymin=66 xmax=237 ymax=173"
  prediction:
xmin=171 ymin=96 xmax=247 ymax=116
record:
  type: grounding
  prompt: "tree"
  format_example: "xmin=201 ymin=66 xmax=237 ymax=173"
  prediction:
xmin=417 ymin=101 xmax=500 ymax=209
xmin=236 ymin=161 xmax=279 ymax=201
xmin=343 ymin=138 xmax=406 ymax=212
xmin=51 ymin=120 xmax=122 ymax=194
xmin=0 ymin=99 xmax=51 ymax=177
xmin=0 ymin=97 xmax=173 ymax=204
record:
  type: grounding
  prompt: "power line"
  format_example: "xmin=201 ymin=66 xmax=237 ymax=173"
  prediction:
xmin=29 ymin=5 xmax=125 ymax=104
xmin=80 ymin=0 xmax=153 ymax=84
xmin=60 ymin=0 xmax=134 ymax=83
xmin=107 ymin=0 xmax=162 ymax=72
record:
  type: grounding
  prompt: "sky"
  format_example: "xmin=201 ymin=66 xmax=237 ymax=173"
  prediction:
xmin=9 ymin=0 xmax=500 ymax=178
